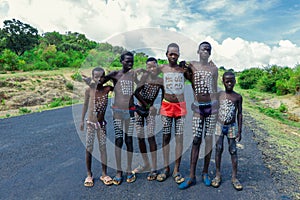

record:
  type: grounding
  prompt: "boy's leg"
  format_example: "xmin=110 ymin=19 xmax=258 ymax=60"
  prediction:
xmin=124 ymin=116 xmax=135 ymax=174
xmin=189 ymin=116 xmax=204 ymax=179
xmin=202 ymin=114 xmax=217 ymax=174
xmin=215 ymin=135 xmax=224 ymax=178
xmin=228 ymin=138 xmax=238 ymax=179
xmin=147 ymin=113 xmax=157 ymax=171
xmin=113 ymin=118 xmax=123 ymax=177
xmin=174 ymin=116 xmax=185 ymax=174
xmin=157 ymin=115 xmax=172 ymax=182
xmin=86 ymin=124 xmax=96 ymax=177
xmin=228 ymin=137 xmax=242 ymax=190
xmin=211 ymin=132 xmax=224 ymax=188
xmin=161 ymin=115 xmax=172 ymax=171
xmin=135 ymin=114 xmax=150 ymax=171
xmin=97 ymin=127 xmax=107 ymax=177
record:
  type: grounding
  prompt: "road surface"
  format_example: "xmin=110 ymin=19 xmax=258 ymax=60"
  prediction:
xmin=0 ymin=86 xmax=285 ymax=200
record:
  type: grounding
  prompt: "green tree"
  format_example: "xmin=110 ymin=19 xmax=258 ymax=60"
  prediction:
xmin=257 ymin=65 xmax=291 ymax=93
xmin=42 ymin=31 xmax=63 ymax=46
xmin=287 ymin=65 xmax=300 ymax=94
xmin=238 ymin=68 xmax=264 ymax=89
xmin=2 ymin=19 xmax=39 ymax=55
xmin=0 ymin=28 xmax=7 ymax=52
xmin=0 ymin=49 xmax=19 ymax=71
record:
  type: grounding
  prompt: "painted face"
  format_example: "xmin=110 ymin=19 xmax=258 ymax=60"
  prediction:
xmin=122 ymin=55 xmax=134 ymax=71
xmin=198 ymin=44 xmax=211 ymax=60
xmin=166 ymin=47 xmax=179 ymax=65
xmin=146 ymin=61 xmax=158 ymax=77
xmin=223 ymin=75 xmax=236 ymax=91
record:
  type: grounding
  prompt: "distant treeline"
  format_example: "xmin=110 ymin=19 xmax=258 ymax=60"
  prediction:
xmin=1 ymin=19 xmax=299 ymax=95
xmin=237 ymin=65 xmax=300 ymax=95
xmin=0 ymin=18 xmax=152 ymax=72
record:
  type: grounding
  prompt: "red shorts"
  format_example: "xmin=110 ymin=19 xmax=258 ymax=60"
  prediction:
xmin=160 ymin=100 xmax=187 ymax=118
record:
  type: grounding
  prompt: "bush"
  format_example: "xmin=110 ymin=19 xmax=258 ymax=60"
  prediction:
xmin=238 ymin=68 xmax=263 ymax=89
xmin=71 ymin=71 xmax=82 ymax=82
xmin=33 ymin=61 xmax=52 ymax=70
xmin=278 ymin=103 xmax=288 ymax=113
xmin=0 ymin=49 xmax=19 ymax=71
xmin=19 ymin=107 xmax=31 ymax=114
xmin=65 ymin=82 xmax=74 ymax=90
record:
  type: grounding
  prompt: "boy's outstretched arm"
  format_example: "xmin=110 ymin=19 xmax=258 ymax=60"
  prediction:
xmin=80 ymin=88 xmax=90 ymax=131
xmin=236 ymin=95 xmax=243 ymax=142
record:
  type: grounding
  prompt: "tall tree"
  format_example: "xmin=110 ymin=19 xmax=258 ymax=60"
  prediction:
xmin=0 ymin=28 xmax=7 ymax=52
xmin=2 ymin=19 xmax=39 ymax=55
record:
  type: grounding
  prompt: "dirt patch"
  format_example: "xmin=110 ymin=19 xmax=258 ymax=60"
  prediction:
xmin=0 ymin=72 xmax=86 ymax=117
xmin=261 ymin=94 xmax=300 ymax=122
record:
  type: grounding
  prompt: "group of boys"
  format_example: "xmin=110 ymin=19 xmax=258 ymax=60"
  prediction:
xmin=80 ymin=41 xmax=243 ymax=191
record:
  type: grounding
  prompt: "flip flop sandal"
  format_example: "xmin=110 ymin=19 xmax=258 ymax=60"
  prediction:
xmin=232 ymin=179 xmax=243 ymax=191
xmin=100 ymin=176 xmax=113 ymax=186
xmin=211 ymin=176 xmax=222 ymax=188
xmin=147 ymin=171 xmax=158 ymax=181
xmin=172 ymin=172 xmax=185 ymax=184
xmin=156 ymin=169 xmax=170 ymax=182
xmin=178 ymin=177 xmax=196 ymax=190
xmin=112 ymin=176 xmax=123 ymax=186
xmin=126 ymin=172 xmax=136 ymax=183
xmin=84 ymin=176 xmax=94 ymax=187
xmin=133 ymin=165 xmax=151 ymax=174
xmin=202 ymin=173 xmax=211 ymax=186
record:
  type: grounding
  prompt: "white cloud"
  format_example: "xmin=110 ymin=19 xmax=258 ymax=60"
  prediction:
xmin=1 ymin=0 xmax=299 ymax=71
xmin=211 ymin=38 xmax=299 ymax=71
xmin=270 ymin=40 xmax=300 ymax=67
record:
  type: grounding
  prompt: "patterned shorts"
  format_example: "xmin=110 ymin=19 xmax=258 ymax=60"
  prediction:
xmin=215 ymin=121 xmax=237 ymax=139
xmin=192 ymin=114 xmax=217 ymax=138
xmin=135 ymin=112 xmax=156 ymax=138
xmin=161 ymin=115 xmax=185 ymax=135
xmin=86 ymin=121 xmax=107 ymax=152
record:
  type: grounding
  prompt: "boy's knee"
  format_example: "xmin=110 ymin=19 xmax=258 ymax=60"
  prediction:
xmin=99 ymin=143 xmax=106 ymax=152
xmin=115 ymin=137 xmax=123 ymax=148
xmin=229 ymin=143 xmax=237 ymax=155
xmin=125 ymin=137 xmax=133 ymax=152
xmin=192 ymin=136 xmax=202 ymax=146
xmin=163 ymin=134 xmax=171 ymax=143
xmin=86 ymin=145 xmax=93 ymax=153
xmin=148 ymin=136 xmax=155 ymax=144
xmin=216 ymin=143 xmax=223 ymax=154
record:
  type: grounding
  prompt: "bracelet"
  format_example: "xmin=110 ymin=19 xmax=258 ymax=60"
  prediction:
xmin=146 ymin=104 xmax=151 ymax=109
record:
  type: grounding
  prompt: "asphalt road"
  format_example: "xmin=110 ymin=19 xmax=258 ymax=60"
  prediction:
xmin=0 ymin=86 xmax=285 ymax=200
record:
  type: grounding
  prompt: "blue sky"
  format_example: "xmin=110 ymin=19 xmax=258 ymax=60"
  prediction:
xmin=0 ymin=0 xmax=299 ymax=70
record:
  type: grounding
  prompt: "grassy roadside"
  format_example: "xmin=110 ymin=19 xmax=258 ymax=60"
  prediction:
xmin=235 ymin=86 xmax=300 ymax=199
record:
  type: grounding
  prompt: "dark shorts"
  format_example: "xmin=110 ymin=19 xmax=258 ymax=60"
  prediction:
xmin=135 ymin=104 xmax=149 ymax=118
xmin=191 ymin=100 xmax=218 ymax=117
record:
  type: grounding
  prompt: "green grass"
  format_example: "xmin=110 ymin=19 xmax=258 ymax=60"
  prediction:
xmin=245 ymin=107 xmax=300 ymax=177
xmin=235 ymin=82 xmax=300 ymax=195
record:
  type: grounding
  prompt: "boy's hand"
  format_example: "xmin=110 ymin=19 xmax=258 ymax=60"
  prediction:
xmin=149 ymin=106 xmax=157 ymax=116
xmin=80 ymin=121 xmax=84 ymax=131
xmin=236 ymin=132 xmax=242 ymax=142
xmin=179 ymin=61 xmax=192 ymax=70
xmin=82 ymin=75 xmax=92 ymax=85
